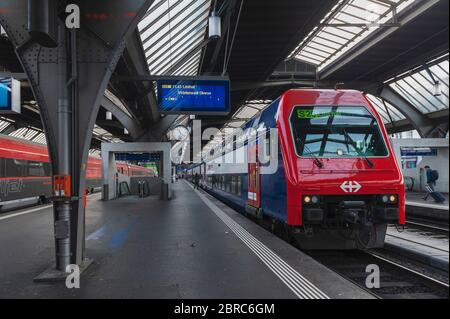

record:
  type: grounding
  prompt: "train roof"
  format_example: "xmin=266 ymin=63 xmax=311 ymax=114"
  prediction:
xmin=0 ymin=133 xmax=49 ymax=149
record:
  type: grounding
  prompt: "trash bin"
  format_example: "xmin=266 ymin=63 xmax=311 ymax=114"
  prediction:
xmin=102 ymin=184 xmax=108 ymax=201
xmin=160 ymin=182 xmax=169 ymax=200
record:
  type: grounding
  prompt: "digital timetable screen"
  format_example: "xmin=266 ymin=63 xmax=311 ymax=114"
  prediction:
xmin=0 ymin=81 xmax=11 ymax=110
xmin=0 ymin=77 xmax=21 ymax=114
xmin=157 ymin=79 xmax=230 ymax=115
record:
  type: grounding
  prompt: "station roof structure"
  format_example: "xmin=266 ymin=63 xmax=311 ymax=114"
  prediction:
xmin=0 ymin=0 xmax=448 ymax=155
xmin=138 ymin=0 xmax=212 ymax=76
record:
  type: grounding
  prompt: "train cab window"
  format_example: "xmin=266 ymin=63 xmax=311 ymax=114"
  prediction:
xmin=290 ymin=106 xmax=388 ymax=158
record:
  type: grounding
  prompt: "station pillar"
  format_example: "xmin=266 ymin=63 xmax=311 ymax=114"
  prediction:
xmin=0 ymin=0 xmax=155 ymax=276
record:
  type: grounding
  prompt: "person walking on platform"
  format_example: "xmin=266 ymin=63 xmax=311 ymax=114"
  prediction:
xmin=194 ymin=173 xmax=200 ymax=190
xmin=423 ymin=166 xmax=445 ymax=203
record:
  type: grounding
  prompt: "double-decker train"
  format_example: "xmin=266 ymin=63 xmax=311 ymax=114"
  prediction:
xmin=188 ymin=89 xmax=405 ymax=249
xmin=0 ymin=135 xmax=154 ymax=211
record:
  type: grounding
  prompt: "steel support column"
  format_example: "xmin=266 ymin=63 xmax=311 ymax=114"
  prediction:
xmin=0 ymin=0 xmax=155 ymax=273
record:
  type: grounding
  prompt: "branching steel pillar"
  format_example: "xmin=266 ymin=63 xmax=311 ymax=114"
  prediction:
xmin=55 ymin=24 xmax=72 ymax=269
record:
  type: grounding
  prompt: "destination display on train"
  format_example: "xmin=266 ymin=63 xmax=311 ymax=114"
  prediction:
xmin=157 ymin=79 xmax=230 ymax=115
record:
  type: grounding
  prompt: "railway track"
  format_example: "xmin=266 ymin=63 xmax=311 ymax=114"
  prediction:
xmin=306 ymin=250 xmax=449 ymax=299
xmin=406 ymin=217 xmax=449 ymax=233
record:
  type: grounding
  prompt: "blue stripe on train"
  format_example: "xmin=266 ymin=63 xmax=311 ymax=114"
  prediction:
xmin=204 ymin=98 xmax=289 ymax=224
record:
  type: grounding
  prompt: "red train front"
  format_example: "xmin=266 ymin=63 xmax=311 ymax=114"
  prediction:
xmin=199 ymin=89 xmax=405 ymax=250
xmin=278 ymin=89 xmax=405 ymax=249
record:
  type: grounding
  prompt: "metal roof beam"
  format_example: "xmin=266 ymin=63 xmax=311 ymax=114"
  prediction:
xmin=101 ymin=97 xmax=144 ymax=140
xmin=368 ymin=85 xmax=438 ymax=138
xmin=320 ymin=0 xmax=442 ymax=79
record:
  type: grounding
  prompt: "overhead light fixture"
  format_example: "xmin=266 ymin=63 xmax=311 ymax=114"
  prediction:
xmin=433 ymin=81 xmax=442 ymax=97
xmin=106 ymin=111 xmax=113 ymax=120
xmin=27 ymin=0 xmax=58 ymax=47
xmin=208 ymin=11 xmax=221 ymax=40
xmin=424 ymin=65 xmax=442 ymax=97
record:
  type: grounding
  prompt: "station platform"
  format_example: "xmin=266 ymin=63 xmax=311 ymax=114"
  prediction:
xmin=0 ymin=181 xmax=373 ymax=299
xmin=406 ymin=192 xmax=449 ymax=222
xmin=386 ymin=226 xmax=449 ymax=271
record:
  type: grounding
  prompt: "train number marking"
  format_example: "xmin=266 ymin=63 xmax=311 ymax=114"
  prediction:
xmin=340 ymin=181 xmax=362 ymax=193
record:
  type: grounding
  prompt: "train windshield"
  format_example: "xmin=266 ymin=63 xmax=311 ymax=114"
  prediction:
xmin=290 ymin=106 xmax=388 ymax=158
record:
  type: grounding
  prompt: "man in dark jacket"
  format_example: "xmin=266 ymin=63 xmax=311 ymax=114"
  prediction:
xmin=194 ymin=173 xmax=200 ymax=190
xmin=423 ymin=166 xmax=437 ymax=201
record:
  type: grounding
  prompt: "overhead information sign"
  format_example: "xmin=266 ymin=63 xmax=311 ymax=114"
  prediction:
xmin=0 ymin=77 xmax=21 ymax=114
xmin=401 ymin=148 xmax=438 ymax=157
xmin=115 ymin=153 xmax=161 ymax=162
xmin=157 ymin=78 xmax=230 ymax=115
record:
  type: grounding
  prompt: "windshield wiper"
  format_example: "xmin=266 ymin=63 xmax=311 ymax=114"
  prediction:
xmin=296 ymin=138 xmax=324 ymax=168
xmin=342 ymin=129 xmax=374 ymax=168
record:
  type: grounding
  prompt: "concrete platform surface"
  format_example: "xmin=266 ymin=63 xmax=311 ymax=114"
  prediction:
xmin=406 ymin=192 xmax=449 ymax=223
xmin=0 ymin=181 xmax=373 ymax=299
xmin=406 ymin=192 xmax=449 ymax=210
xmin=386 ymin=226 xmax=449 ymax=271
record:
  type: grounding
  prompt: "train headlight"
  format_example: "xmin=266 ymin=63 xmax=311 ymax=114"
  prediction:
xmin=380 ymin=194 xmax=397 ymax=204
xmin=304 ymin=196 xmax=312 ymax=204
xmin=304 ymin=195 xmax=320 ymax=205
xmin=389 ymin=195 xmax=397 ymax=203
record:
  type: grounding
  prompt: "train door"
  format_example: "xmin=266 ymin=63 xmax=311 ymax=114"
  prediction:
xmin=247 ymin=145 xmax=260 ymax=208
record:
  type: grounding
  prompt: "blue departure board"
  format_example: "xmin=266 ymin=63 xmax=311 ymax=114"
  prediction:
xmin=157 ymin=79 xmax=230 ymax=115
xmin=115 ymin=153 xmax=161 ymax=162
xmin=0 ymin=77 xmax=21 ymax=114
xmin=0 ymin=81 xmax=11 ymax=110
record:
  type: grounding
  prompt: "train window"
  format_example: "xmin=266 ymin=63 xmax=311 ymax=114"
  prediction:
xmin=28 ymin=161 xmax=45 ymax=176
xmin=0 ymin=158 xmax=4 ymax=177
xmin=225 ymin=175 xmax=232 ymax=193
xmin=232 ymin=175 xmax=241 ymax=196
xmin=237 ymin=177 xmax=241 ymax=196
xmin=290 ymin=106 xmax=389 ymax=158
xmin=43 ymin=163 xmax=51 ymax=176
xmin=3 ymin=158 xmax=26 ymax=177
xmin=264 ymin=130 xmax=271 ymax=158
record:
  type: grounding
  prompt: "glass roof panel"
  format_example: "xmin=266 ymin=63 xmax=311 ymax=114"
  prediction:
xmin=289 ymin=0 xmax=416 ymax=71
xmin=387 ymin=56 xmax=449 ymax=114
xmin=365 ymin=94 xmax=406 ymax=124
xmin=0 ymin=118 xmax=47 ymax=144
xmin=200 ymin=100 xmax=273 ymax=157
xmin=0 ymin=118 xmax=12 ymax=131
xmin=138 ymin=0 xmax=211 ymax=76
xmin=9 ymin=127 xmax=40 ymax=140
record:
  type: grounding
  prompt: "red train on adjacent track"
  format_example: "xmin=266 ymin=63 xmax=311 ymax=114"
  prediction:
xmin=0 ymin=135 xmax=153 ymax=210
